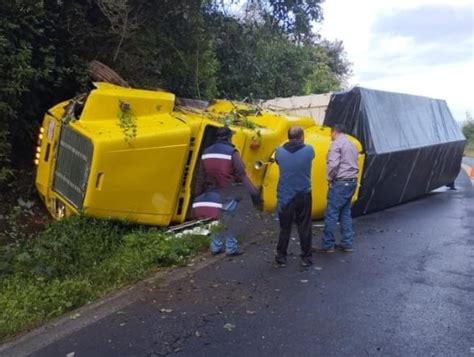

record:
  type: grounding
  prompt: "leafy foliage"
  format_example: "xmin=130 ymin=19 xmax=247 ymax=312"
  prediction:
xmin=0 ymin=0 xmax=89 ymax=174
xmin=463 ymin=111 xmax=474 ymax=141
xmin=0 ymin=128 xmax=13 ymax=184
xmin=234 ymin=0 xmax=324 ymax=41
xmin=117 ymin=100 xmax=137 ymax=143
xmin=0 ymin=215 xmax=210 ymax=340
xmin=209 ymin=16 xmax=349 ymax=99
xmin=463 ymin=111 xmax=474 ymax=157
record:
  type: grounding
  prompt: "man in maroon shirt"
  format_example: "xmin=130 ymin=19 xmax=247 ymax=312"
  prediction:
xmin=193 ymin=127 xmax=260 ymax=256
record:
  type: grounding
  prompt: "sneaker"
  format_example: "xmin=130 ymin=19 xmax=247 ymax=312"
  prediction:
xmin=211 ymin=248 xmax=224 ymax=256
xmin=312 ymin=247 xmax=335 ymax=253
xmin=226 ymin=250 xmax=244 ymax=257
xmin=275 ymin=256 xmax=287 ymax=267
xmin=301 ymin=257 xmax=313 ymax=267
xmin=335 ymin=244 xmax=353 ymax=252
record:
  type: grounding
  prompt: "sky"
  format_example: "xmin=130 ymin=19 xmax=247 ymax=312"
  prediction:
xmin=317 ymin=0 xmax=474 ymax=121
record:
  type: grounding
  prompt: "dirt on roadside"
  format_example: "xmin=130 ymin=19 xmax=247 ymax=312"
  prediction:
xmin=0 ymin=168 xmax=50 ymax=246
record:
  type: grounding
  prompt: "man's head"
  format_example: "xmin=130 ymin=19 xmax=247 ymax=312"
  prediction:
xmin=216 ymin=126 xmax=235 ymax=141
xmin=331 ymin=124 xmax=345 ymax=141
xmin=288 ymin=126 xmax=304 ymax=142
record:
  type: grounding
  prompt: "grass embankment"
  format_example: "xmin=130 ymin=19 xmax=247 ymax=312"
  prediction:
xmin=464 ymin=140 xmax=474 ymax=158
xmin=0 ymin=216 xmax=210 ymax=341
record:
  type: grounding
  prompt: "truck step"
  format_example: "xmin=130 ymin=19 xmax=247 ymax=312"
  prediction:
xmin=165 ymin=218 xmax=215 ymax=234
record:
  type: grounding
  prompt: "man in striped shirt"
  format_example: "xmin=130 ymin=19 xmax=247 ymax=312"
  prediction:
xmin=193 ymin=127 xmax=260 ymax=256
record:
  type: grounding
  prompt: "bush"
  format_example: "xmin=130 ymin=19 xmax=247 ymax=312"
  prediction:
xmin=0 ymin=128 xmax=12 ymax=183
xmin=462 ymin=113 xmax=474 ymax=142
xmin=0 ymin=216 xmax=210 ymax=340
xmin=10 ymin=216 xmax=132 ymax=279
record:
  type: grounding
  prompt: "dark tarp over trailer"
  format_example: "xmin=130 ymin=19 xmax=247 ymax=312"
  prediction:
xmin=324 ymin=87 xmax=466 ymax=215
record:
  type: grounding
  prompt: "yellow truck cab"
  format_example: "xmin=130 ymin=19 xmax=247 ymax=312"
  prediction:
xmin=35 ymin=83 xmax=364 ymax=226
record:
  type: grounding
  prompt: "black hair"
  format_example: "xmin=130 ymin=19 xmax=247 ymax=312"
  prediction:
xmin=288 ymin=126 xmax=304 ymax=140
xmin=331 ymin=124 xmax=346 ymax=134
xmin=216 ymin=126 xmax=234 ymax=139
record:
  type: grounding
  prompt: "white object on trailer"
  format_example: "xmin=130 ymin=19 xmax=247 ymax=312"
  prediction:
xmin=262 ymin=93 xmax=331 ymax=125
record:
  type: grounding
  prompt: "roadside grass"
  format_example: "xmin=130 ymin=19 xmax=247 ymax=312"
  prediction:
xmin=464 ymin=141 xmax=474 ymax=158
xmin=0 ymin=216 xmax=210 ymax=341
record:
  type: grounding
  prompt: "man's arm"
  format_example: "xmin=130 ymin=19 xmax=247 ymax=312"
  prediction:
xmin=275 ymin=147 xmax=280 ymax=165
xmin=326 ymin=142 xmax=341 ymax=182
xmin=232 ymin=151 xmax=260 ymax=198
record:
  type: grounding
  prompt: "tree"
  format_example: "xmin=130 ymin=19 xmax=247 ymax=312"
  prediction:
xmin=0 ymin=1 xmax=79 ymax=182
xmin=208 ymin=15 xmax=350 ymax=99
xmin=97 ymin=0 xmax=143 ymax=63
xmin=244 ymin=0 xmax=324 ymax=41
xmin=463 ymin=111 xmax=474 ymax=141
xmin=303 ymin=41 xmax=352 ymax=94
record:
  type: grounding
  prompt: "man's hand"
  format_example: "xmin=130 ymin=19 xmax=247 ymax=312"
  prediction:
xmin=251 ymin=187 xmax=263 ymax=210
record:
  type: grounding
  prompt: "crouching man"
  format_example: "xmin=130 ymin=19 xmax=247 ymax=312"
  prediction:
xmin=193 ymin=127 xmax=261 ymax=256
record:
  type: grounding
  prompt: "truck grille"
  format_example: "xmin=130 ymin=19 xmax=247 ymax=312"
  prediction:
xmin=52 ymin=126 xmax=93 ymax=210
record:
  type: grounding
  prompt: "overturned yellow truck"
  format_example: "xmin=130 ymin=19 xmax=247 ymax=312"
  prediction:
xmin=35 ymin=83 xmax=365 ymax=226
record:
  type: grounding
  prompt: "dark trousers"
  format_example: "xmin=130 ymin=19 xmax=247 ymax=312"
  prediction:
xmin=277 ymin=192 xmax=312 ymax=258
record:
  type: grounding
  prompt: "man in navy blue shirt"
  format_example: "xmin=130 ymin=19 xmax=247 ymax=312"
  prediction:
xmin=275 ymin=126 xmax=315 ymax=267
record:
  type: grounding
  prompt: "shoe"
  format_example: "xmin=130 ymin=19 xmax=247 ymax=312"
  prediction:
xmin=275 ymin=256 xmax=287 ymax=267
xmin=211 ymin=248 xmax=224 ymax=256
xmin=301 ymin=257 xmax=313 ymax=267
xmin=226 ymin=250 xmax=244 ymax=257
xmin=312 ymin=247 xmax=335 ymax=253
xmin=335 ymin=244 xmax=353 ymax=252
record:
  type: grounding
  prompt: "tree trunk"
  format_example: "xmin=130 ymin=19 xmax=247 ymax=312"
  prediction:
xmin=87 ymin=60 xmax=130 ymax=87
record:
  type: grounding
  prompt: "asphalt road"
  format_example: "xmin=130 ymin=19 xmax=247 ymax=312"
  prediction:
xmin=463 ymin=156 xmax=474 ymax=168
xmin=31 ymin=173 xmax=473 ymax=357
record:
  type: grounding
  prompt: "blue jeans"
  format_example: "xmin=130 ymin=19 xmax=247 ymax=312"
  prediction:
xmin=210 ymin=199 xmax=239 ymax=254
xmin=322 ymin=181 xmax=356 ymax=249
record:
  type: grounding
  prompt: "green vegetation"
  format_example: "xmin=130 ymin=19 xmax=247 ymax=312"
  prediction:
xmin=117 ymin=100 xmax=137 ymax=143
xmin=0 ymin=216 xmax=210 ymax=341
xmin=464 ymin=144 xmax=474 ymax=158
xmin=463 ymin=112 xmax=474 ymax=157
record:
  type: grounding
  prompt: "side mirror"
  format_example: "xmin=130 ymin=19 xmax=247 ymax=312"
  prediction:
xmin=254 ymin=158 xmax=275 ymax=170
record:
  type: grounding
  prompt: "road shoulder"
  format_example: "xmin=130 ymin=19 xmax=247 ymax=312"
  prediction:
xmin=461 ymin=159 xmax=474 ymax=185
xmin=0 ymin=250 xmax=226 ymax=356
